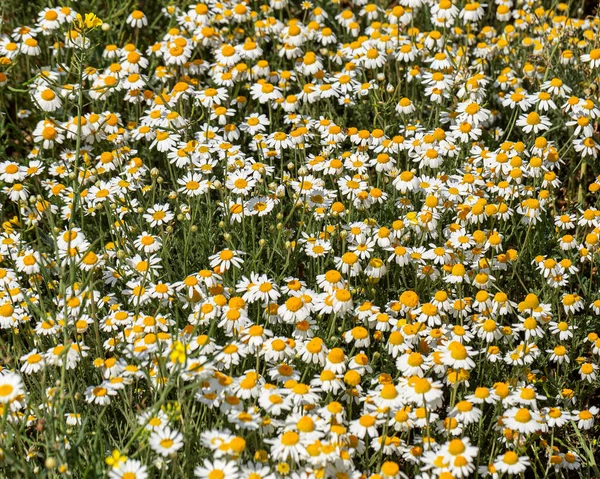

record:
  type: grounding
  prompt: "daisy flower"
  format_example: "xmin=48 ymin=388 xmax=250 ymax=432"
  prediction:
xmin=0 ymin=372 xmax=24 ymax=403
xmin=493 ymin=452 xmax=530 ymax=475
xmin=149 ymin=427 xmax=184 ymax=456
xmin=109 ymin=459 xmax=148 ymax=479
xmin=126 ymin=10 xmax=148 ymax=28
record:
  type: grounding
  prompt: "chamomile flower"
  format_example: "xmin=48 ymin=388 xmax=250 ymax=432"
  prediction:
xmin=149 ymin=427 xmax=184 ymax=456
xmin=493 ymin=452 xmax=530 ymax=475
xmin=109 ymin=460 xmax=148 ymax=479
xmin=0 ymin=373 xmax=24 ymax=403
xmin=127 ymin=10 xmax=148 ymax=28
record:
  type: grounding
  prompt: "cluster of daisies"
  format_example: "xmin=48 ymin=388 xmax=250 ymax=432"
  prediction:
xmin=0 ymin=0 xmax=600 ymax=477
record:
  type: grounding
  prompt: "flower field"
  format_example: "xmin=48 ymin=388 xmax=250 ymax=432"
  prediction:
xmin=1 ymin=0 xmax=600 ymax=476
